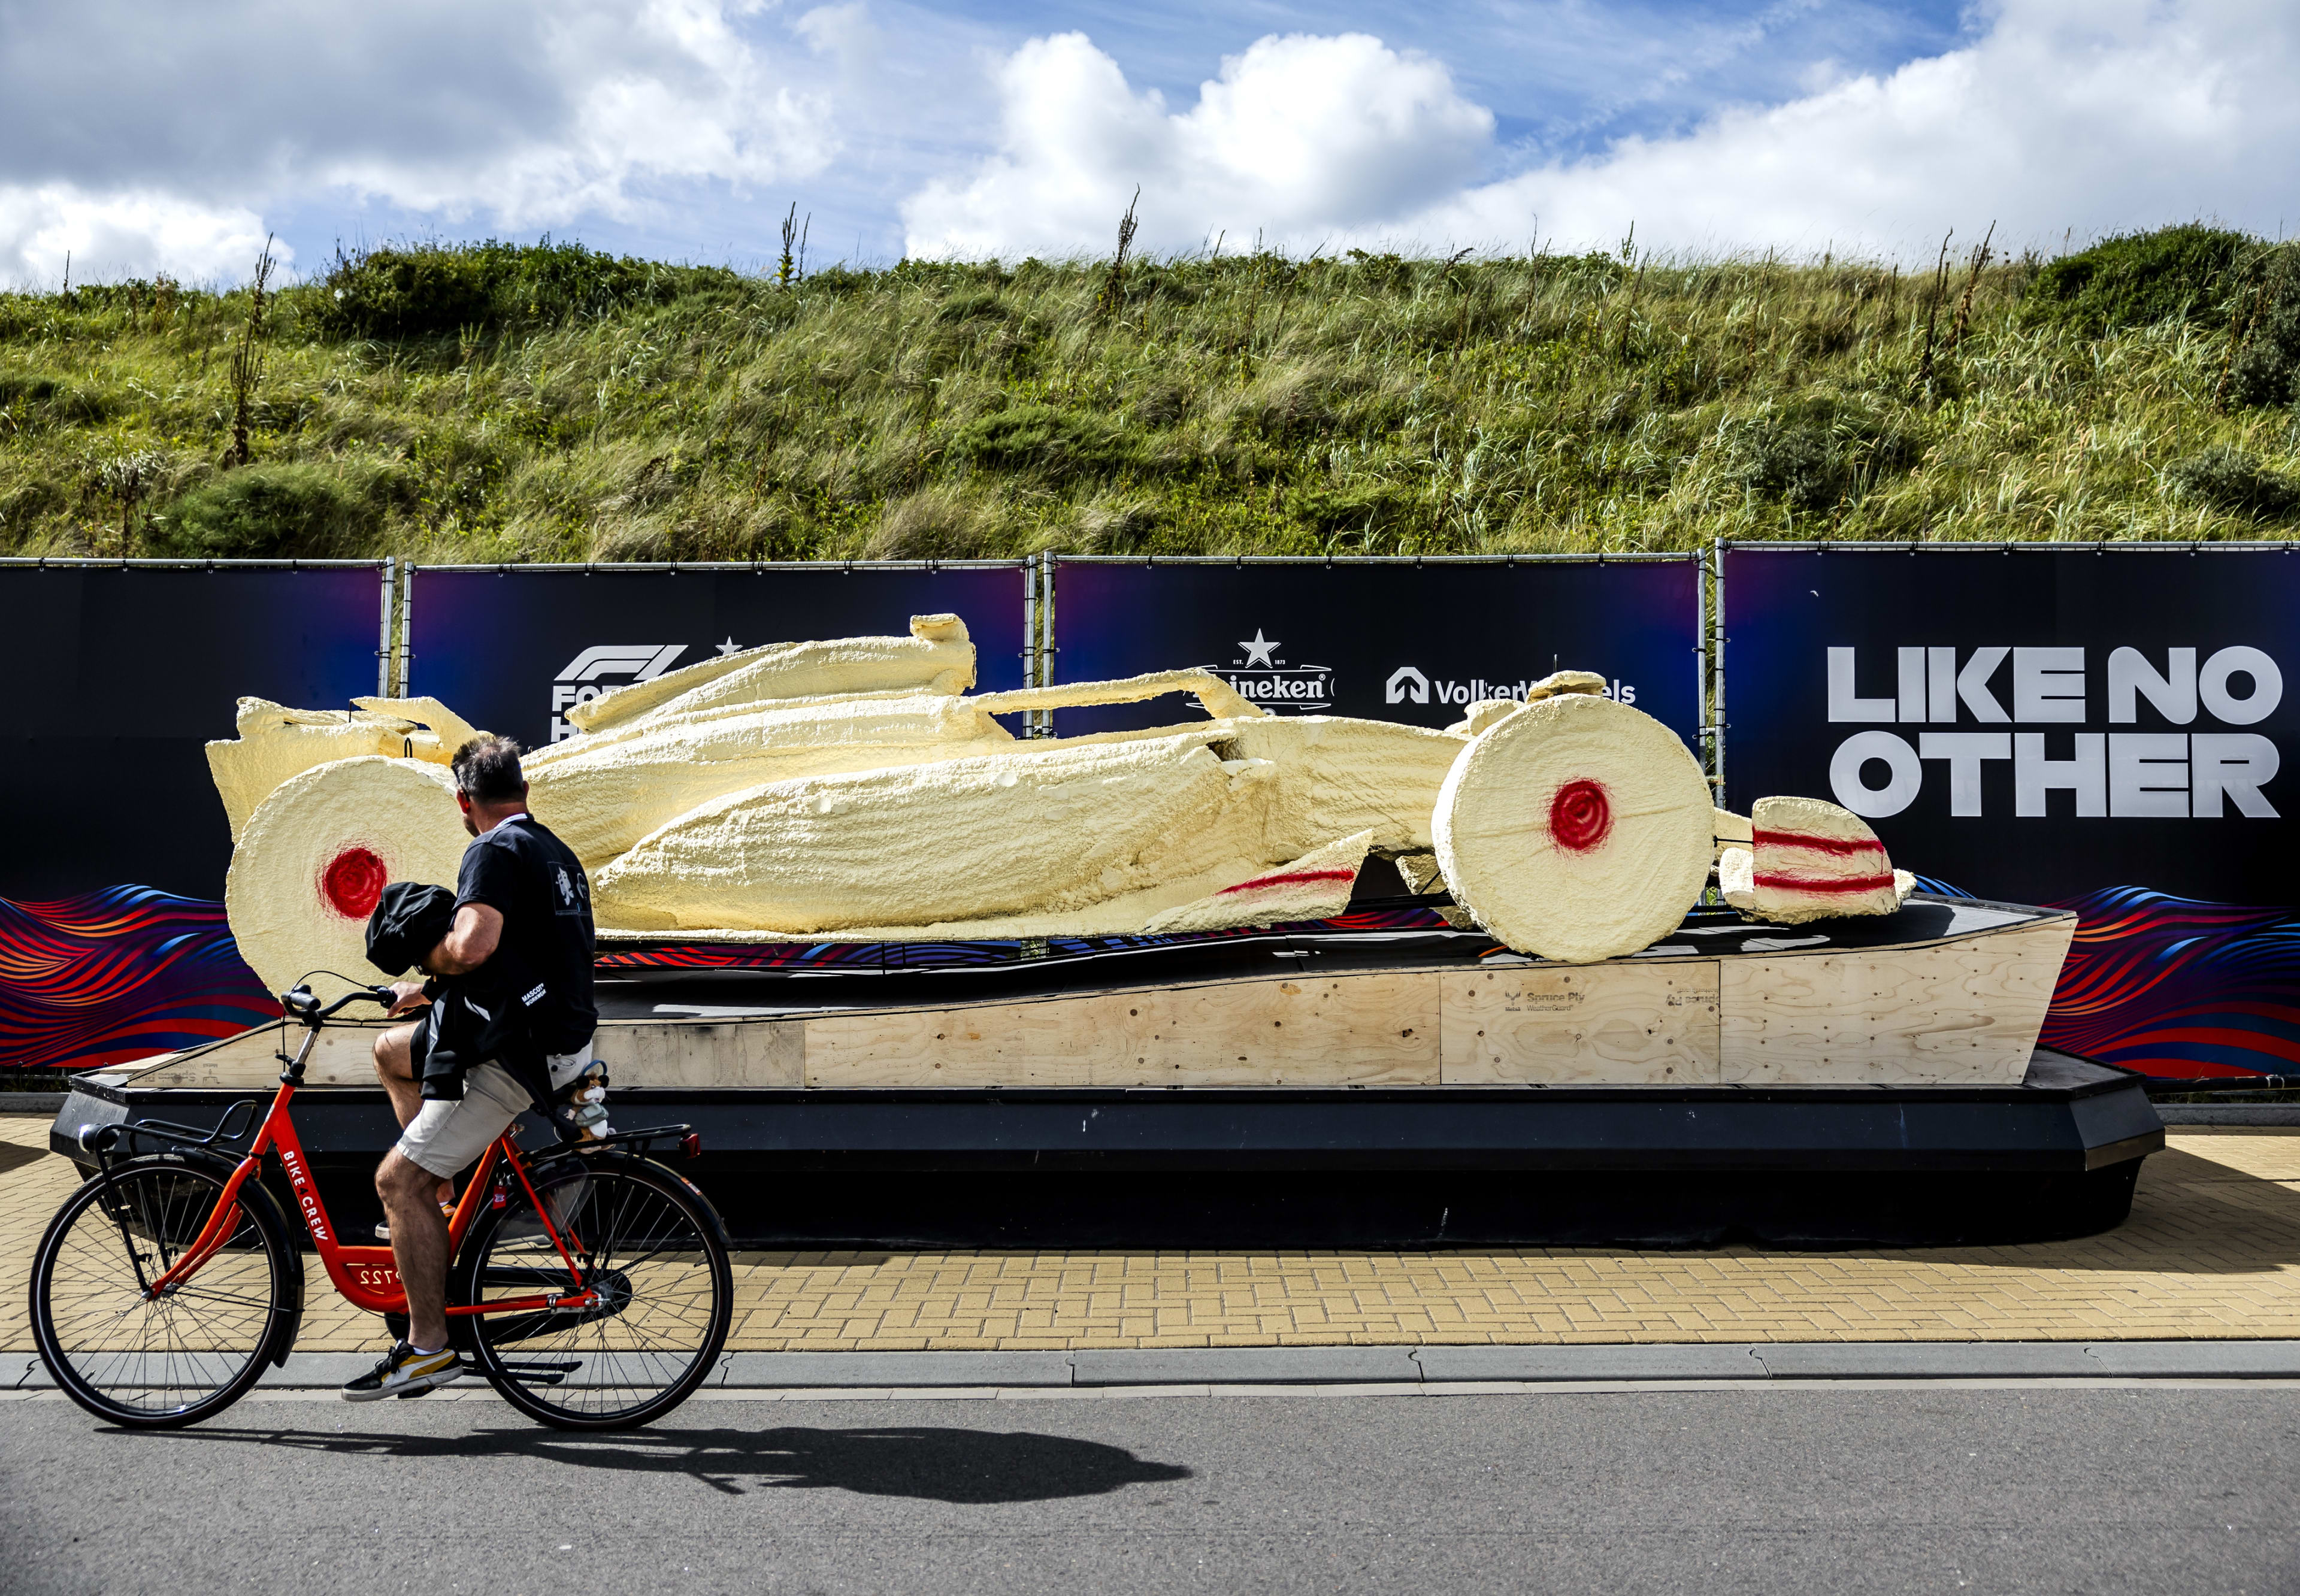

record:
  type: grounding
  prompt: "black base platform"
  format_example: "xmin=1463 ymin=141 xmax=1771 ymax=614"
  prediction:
xmin=52 ymin=1049 xmax=2162 ymax=1249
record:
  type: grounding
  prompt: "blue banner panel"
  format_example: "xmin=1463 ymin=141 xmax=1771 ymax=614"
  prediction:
xmin=409 ymin=564 xmax=1029 ymax=751
xmin=1724 ymin=545 xmax=2300 ymax=1080
xmin=1051 ymin=558 xmax=1702 ymax=744
xmin=0 ymin=562 xmax=386 ymax=1067
xmin=0 ymin=564 xmax=385 ymax=899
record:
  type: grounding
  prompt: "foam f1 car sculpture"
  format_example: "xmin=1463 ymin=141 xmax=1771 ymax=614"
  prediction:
xmin=209 ymin=614 xmax=1912 ymax=1002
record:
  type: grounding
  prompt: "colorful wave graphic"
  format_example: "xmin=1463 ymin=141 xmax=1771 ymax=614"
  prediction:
xmin=2039 ymin=887 xmax=2300 ymax=1082
xmin=0 ymin=888 xmax=280 ymax=1072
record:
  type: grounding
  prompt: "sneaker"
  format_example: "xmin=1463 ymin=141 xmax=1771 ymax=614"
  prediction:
xmin=342 ymin=1340 xmax=464 ymax=1403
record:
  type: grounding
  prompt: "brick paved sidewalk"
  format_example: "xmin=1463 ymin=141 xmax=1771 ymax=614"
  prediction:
xmin=5 ymin=1117 xmax=2293 ymax=1355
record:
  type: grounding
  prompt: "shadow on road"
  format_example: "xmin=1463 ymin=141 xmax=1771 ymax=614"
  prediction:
xmin=148 ymin=1422 xmax=1192 ymax=1503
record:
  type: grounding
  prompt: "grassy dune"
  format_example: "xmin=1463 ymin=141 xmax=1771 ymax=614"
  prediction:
xmin=2 ymin=229 xmax=2296 ymax=564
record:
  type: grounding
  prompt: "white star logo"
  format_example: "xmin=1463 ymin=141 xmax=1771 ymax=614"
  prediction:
xmin=713 ymin=637 xmax=741 ymax=656
xmin=1237 ymin=628 xmax=1279 ymax=668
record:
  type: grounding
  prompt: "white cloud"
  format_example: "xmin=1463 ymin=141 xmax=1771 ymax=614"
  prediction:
xmin=0 ymin=0 xmax=837 ymax=280
xmin=5 ymin=0 xmax=2296 ymax=281
xmin=310 ymin=0 xmax=837 ymax=226
xmin=0 ymin=186 xmax=278 ymax=288
xmin=1414 ymin=0 xmax=2300 ymax=258
xmin=902 ymin=0 xmax=2300 ymax=262
xmin=901 ymin=32 xmax=1493 ymax=258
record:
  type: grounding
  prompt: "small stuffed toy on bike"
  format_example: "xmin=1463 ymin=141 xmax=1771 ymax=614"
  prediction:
xmin=552 ymin=1060 xmax=613 ymax=1144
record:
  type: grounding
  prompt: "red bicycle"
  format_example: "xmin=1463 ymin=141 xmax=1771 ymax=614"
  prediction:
xmin=30 ymin=983 xmax=733 ymax=1431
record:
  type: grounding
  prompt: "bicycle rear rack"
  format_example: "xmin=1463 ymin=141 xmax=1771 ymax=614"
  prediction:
xmin=558 ymin=1123 xmax=702 ymax=1160
xmin=80 ymin=1098 xmax=263 ymax=1171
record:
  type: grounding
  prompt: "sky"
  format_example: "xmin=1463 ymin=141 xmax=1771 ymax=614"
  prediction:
xmin=0 ymin=0 xmax=2293 ymax=286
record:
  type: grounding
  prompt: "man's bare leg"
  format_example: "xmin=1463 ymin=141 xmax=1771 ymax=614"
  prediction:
xmin=375 ymin=1150 xmax=451 ymax=1351
xmin=374 ymin=1025 xmax=455 ymax=1209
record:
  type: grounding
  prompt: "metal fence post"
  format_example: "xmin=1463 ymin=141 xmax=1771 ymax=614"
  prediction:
xmin=1022 ymin=552 xmax=1039 ymax=695
xmin=1709 ymin=537 xmax=1727 ymax=807
xmin=396 ymin=562 xmax=416 ymax=698
xmin=377 ymin=558 xmax=397 ymax=698
xmin=1034 ymin=555 xmax=1057 ymax=738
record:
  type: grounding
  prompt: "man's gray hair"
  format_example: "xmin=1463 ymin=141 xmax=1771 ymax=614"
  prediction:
xmin=450 ymin=734 xmax=527 ymax=803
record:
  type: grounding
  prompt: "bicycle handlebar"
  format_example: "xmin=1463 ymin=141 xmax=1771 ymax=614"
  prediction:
xmin=280 ymin=984 xmax=396 ymax=1025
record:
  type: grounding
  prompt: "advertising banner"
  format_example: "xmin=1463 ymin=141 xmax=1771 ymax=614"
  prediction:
xmin=0 ymin=562 xmax=388 ymax=1068
xmin=408 ymin=563 xmax=1030 ymax=750
xmin=1050 ymin=557 xmax=1702 ymax=744
xmin=1724 ymin=545 xmax=2299 ymax=1080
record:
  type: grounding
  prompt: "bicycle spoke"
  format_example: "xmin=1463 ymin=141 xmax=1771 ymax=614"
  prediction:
xmin=35 ymin=1164 xmax=282 ymax=1420
xmin=472 ymin=1165 xmax=727 ymax=1424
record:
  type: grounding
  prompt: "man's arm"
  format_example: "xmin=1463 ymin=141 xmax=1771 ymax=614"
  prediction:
xmin=384 ymin=902 xmax=505 ymax=1015
xmin=426 ymin=903 xmax=504 ymax=976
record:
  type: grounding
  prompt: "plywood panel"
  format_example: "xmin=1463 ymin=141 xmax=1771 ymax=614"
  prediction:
xmin=606 ymin=1019 xmax=803 ymax=1089
xmin=804 ymin=971 xmax=1441 ymax=1088
xmin=107 ymin=911 xmax=2072 ymax=1097
xmin=1717 ymin=919 xmax=2074 ymax=1085
xmin=118 ymin=1014 xmax=807 ymax=1092
xmin=122 ymin=1021 xmax=394 ymax=1089
xmin=1441 ymin=962 xmax=1720 ymax=1085
xmin=1094 ymin=973 xmax=1440 ymax=1087
xmin=802 ymin=1000 xmax=1088 ymax=1087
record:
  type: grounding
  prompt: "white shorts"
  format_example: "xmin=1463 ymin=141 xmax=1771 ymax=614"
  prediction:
xmin=395 ymin=1047 xmax=593 ymax=1179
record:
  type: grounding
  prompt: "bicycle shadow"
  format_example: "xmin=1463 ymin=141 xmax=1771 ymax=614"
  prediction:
xmin=152 ymin=1422 xmax=1193 ymax=1503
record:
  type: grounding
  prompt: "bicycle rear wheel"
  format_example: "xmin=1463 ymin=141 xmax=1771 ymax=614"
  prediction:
xmin=458 ymin=1156 xmax=731 ymax=1430
xmin=30 ymin=1156 xmax=293 ymax=1428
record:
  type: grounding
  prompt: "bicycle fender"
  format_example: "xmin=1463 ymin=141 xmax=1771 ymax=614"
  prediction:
xmin=236 ymin=1173 xmax=306 ymax=1368
xmin=524 ymin=1147 xmax=734 ymax=1247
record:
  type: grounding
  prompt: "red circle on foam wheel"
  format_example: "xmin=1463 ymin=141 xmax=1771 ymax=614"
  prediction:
xmin=1548 ymin=779 xmax=1612 ymax=853
xmin=321 ymin=847 xmax=388 ymax=920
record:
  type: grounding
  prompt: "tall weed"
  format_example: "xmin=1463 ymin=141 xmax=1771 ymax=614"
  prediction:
xmin=4 ymin=227 xmax=2297 ymax=560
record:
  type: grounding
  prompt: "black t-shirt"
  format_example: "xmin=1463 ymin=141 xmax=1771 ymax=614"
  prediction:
xmin=453 ymin=814 xmax=597 ymax=1055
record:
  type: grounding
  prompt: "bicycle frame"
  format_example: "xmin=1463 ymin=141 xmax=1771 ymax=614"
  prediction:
xmin=140 ymin=1018 xmax=600 ymax=1321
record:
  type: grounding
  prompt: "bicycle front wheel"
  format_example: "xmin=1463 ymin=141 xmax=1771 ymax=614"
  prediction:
xmin=458 ymin=1156 xmax=731 ymax=1430
xmin=30 ymin=1156 xmax=293 ymax=1428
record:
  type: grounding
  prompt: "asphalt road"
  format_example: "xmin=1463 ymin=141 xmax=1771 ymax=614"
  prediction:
xmin=4 ymin=1386 xmax=2296 ymax=1594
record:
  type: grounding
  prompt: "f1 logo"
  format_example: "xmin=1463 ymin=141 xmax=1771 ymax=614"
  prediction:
xmin=550 ymin=644 xmax=689 ymax=741
xmin=1385 ymin=665 xmax=1429 ymax=705
xmin=556 ymin=645 xmax=687 ymax=683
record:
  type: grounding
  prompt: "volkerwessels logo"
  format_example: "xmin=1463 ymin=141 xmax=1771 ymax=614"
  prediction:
xmin=1205 ymin=628 xmax=1334 ymax=713
xmin=1385 ymin=666 xmax=1639 ymax=709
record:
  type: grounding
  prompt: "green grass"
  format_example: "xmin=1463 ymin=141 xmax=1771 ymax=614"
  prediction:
xmin=4 ymin=230 xmax=2299 ymax=564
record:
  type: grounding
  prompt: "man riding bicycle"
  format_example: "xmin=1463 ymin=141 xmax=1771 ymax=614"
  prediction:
xmin=351 ymin=734 xmax=598 ymax=1401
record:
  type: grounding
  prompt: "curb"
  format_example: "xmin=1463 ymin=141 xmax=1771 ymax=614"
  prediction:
xmin=705 ymin=1340 xmax=2300 ymax=1386
xmin=2156 ymin=1106 xmax=2300 ymax=1126
xmin=19 ymin=1341 xmax=2300 ymax=1392
xmin=0 ymin=1095 xmax=66 ymax=1116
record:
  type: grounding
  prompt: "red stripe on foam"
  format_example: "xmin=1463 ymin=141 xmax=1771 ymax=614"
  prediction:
xmin=1216 ymin=870 xmax=1360 ymax=896
xmin=1752 ymin=829 xmax=1886 ymax=856
xmin=1752 ymin=871 xmax=1899 ymax=893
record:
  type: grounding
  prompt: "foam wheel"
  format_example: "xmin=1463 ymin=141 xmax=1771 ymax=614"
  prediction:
xmin=225 ymin=756 xmax=467 ymax=1002
xmin=1433 ymin=692 xmax=1714 ymax=963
